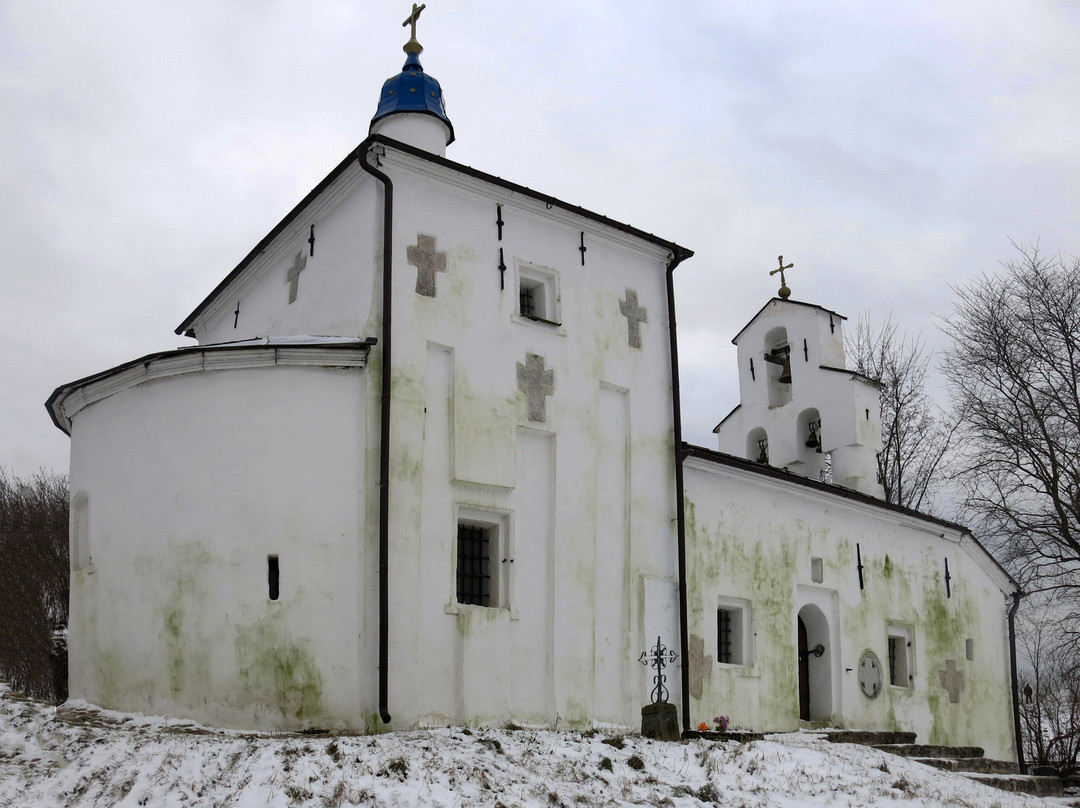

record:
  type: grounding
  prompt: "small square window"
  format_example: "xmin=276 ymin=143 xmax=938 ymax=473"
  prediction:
xmin=887 ymin=623 xmax=914 ymax=687
xmin=966 ymin=638 xmax=974 ymax=661
xmin=517 ymin=262 xmax=560 ymax=325
xmin=717 ymin=597 xmax=752 ymax=666
xmin=810 ymin=557 xmax=823 ymax=584
xmin=456 ymin=509 xmax=509 ymax=609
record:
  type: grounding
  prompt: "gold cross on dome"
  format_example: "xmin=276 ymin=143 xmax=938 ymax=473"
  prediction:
xmin=402 ymin=3 xmax=427 ymax=54
xmin=770 ymin=255 xmax=794 ymax=299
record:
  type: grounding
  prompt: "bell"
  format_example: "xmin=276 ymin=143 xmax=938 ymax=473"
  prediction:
xmin=806 ymin=419 xmax=820 ymax=449
xmin=778 ymin=356 xmax=792 ymax=384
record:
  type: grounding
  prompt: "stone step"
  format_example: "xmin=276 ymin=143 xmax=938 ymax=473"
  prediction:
xmin=821 ymin=730 xmax=917 ymax=746
xmin=913 ymin=757 xmax=1019 ymax=775
xmin=682 ymin=730 xmax=766 ymax=743
xmin=873 ymin=743 xmax=984 ymax=759
xmin=961 ymin=773 xmax=1064 ymax=798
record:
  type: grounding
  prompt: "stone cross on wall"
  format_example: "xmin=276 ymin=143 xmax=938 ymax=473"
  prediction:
xmin=939 ymin=659 xmax=965 ymax=704
xmin=687 ymin=634 xmax=713 ymax=700
xmin=286 ymin=250 xmax=307 ymax=304
xmin=858 ymin=653 xmax=881 ymax=698
xmin=516 ymin=353 xmax=554 ymax=422
xmin=407 ymin=234 xmax=447 ymax=297
xmin=619 ymin=288 xmax=647 ymax=349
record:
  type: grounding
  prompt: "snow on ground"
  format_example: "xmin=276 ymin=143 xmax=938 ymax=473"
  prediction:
xmin=0 ymin=689 xmax=1051 ymax=807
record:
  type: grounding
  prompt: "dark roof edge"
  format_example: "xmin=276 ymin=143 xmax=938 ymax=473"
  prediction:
xmin=730 ymin=297 xmax=848 ymax=346
xmin=175 ymin=134 xmax=694 ymax=336
xmin=820 ymin=364 xmax=882 ymax=387
xmin=46 ymin=339 xmax=376 ymax=435
xmin=682 ymin=445 xmax=1019 ymax=591
xmin=712 ymin=403 xmax=741 ymax=433
xmin=175 ymin=142 xmax=370 ymax=336
xmin=374 ymin=135 xmax=694 ymax=260
xmin=682 ymin=442 xmax=1018 ymax=591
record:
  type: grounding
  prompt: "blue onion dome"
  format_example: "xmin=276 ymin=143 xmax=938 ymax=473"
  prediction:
xmin=370 ymin=50 xmax=455 ymax=145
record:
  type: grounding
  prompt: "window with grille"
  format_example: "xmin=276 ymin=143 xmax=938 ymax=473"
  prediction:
xmin=455 ymin=508 xmax=509 ymax=610
xmin=516 ymin=262 xmax=560 ymax=325
xmin=716 ymin=598 xmax=751 ymax=666
xmin=887 ymin=623 xmax=914 ymax=687
xmin=456 ymin=523 xmax=492 ymax=606
xmin=519 ymin=285 xmax=537 ymax=317
xmin=718 ymin=609 xmax=734 ymax=663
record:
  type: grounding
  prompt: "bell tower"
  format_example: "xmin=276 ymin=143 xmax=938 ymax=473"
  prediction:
xmin=713 ymin=266 xmax=883 ymax=497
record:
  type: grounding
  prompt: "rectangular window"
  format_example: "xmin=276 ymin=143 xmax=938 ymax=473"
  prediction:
xmin=268 ymin=555 xmax=280 ymax=601
xmin=519 ymin=285 xmax=537 ymax=317
xmin=717 ymin=597 xmax=752 ymax=666
xmin=456 ymin=524 xmax=491 ymax=606
xmin=455 ymin=508 xmax=509 ymax=609
xmin=517 ymin=262 xmax=560 ymax=325
xmin=887 ymin=623 xmax=914 ymax=687
xmin=717 ymin=608 xmax=733 ymax=662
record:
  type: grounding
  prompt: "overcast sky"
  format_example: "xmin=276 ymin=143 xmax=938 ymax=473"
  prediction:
xmin=2 ymin=0 xmax=1079 ymax=478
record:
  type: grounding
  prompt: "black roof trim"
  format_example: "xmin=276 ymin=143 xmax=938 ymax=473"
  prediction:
xmin=46 ymin=339 xmax=376 ymax=434
xmin=730 ymin=298 xmax=847 ymax=345
xmin=682 ymin=442 xmax=1017 ymax=590
xmin=820 ymin=364 xmax=882 ymax=387
xmin=175 ymin=134 xmax=694 ymax=336
xmin=712 ymin=403 xmax=740 ymax=433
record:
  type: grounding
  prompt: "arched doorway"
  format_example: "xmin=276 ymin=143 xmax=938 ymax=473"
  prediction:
xmin=797 ymin=604 xmax=832 ymax=722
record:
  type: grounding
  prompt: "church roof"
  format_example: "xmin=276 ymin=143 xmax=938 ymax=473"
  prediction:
xmin=369 ymin=51 xmax=455 ymax=144
xmin=682 ymin=442 xmax=1019 ymax=594
xmin=175 ymin=134 xmax=693 ymax=336
xmin=46 ymin=337 xmax=376 ymax=435
xmin=730 ymin=298 xmax=846 ymax=345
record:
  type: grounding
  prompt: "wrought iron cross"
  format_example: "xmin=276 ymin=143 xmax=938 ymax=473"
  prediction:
xmin=770 ymin=255 xmax=794 ymax=299
xmin=638 ymin=635 xmax=678 ymax=704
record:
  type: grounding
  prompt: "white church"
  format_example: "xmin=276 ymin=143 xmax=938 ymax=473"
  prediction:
xmin=47 ymin=10 xmax=1021 ymax=760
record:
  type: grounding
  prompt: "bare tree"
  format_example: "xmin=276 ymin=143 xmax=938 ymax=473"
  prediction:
xmin=1017 ymin=596 xmax=1080 ymax=777
xmin=0 ymin=469 xmax=69 ymax=701
xmin=942 ymin=245 xmax=1080 ymax=610
xmin=848 ymin=315 xmax=956 ymax=514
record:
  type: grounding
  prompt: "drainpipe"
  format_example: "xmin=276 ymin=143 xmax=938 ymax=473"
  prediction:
xmin=358 ymin=140 xmax=394 ymax=725
xmin=665 ymin=246 xmax=693 ymax=732
xmin=1007 ymin=590 xmax=1026 ymax=772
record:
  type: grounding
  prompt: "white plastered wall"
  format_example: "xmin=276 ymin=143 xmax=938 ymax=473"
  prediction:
xmin=683 ymin=456 xmax=1017 ymax=761
xmin=375 ymin=154 xmax=681 ymax=729
xmin=67 ymin=363 xmax=368 ymax=730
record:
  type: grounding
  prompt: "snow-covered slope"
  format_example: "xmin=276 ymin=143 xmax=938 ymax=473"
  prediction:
xmin=0 ymin=690 xmax=1049 ymax=807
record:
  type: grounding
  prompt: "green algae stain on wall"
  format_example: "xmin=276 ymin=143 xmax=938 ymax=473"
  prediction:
xmin=143 ymin=543 xmax=214 ymax=700
xmin=163 ymin=604 xmax=186 ymax=693
xmin=235 ymin=618 xmax=325 ymax=724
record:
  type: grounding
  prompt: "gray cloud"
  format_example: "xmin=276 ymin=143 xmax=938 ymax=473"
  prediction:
xmin=3 ymin=0 xmax=1078 ymax=474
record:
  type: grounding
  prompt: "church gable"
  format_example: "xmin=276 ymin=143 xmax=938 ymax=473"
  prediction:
xmin=178 ymin=158 xmax=378 ymax=345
